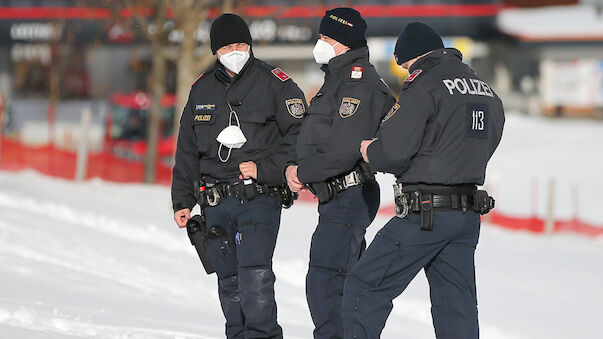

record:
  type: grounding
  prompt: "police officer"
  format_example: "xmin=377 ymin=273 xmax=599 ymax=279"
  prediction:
xmin=285 ymin=8 xmax=396 ymax=339
xmin=171 ymin=14 xmax=306 ymax=339
xmin=343 ymin=22 xmax=505 ymax=338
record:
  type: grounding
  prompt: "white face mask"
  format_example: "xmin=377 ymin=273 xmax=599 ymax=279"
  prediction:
xmin=313 ymin=39 xmax=338 ymax=64
xmin=216 ymin=103 xmax=247 ymax=162
xmin=218 ymin=46 xmax=250 ymax=74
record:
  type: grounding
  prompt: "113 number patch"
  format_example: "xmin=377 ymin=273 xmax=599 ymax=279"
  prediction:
xmin=466 ymin=103 xmax=488 ymax=139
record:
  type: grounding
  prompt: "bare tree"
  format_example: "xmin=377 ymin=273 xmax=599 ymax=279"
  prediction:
xmin=167 ymin=0 xmax=234 ymax=156
xmin=124 ymin=0 xmax=234 ymax=183
xmin=48 ymin=21 xmax=67 ymax=147
xmin=125 ymin=0 xmax=169 ymax=183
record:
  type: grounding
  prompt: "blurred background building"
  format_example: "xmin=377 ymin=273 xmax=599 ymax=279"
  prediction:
xmin=0 ymin=0 xmax=601 ymax=184
xmin=2 ymin=4 xmax=602 ymax=335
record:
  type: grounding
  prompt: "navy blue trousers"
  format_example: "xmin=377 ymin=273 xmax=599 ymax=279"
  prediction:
xmin=205 ymin=195 xmax=283 ymax=339
xmin=343 ymin=210 xmax=481 ymax=339
xmin=306 ymin=180 xmax=380 ymax=339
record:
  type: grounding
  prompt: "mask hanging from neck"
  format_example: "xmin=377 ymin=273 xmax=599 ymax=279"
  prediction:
xmin=216 ymin=102 xmax=247 ymax=162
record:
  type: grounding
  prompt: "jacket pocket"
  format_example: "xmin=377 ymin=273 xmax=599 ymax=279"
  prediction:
xmin=192 ymin=113 xmax=216 ymax=154
xmin=238 ymin=108 xmax=269 ymax=124
xmin=302 ymin=96 xmax=334 ymax=145
xmin=238 ymin=108 xmax=272 ymax=149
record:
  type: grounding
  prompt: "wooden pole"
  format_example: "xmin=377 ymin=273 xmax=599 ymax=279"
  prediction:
xmin=144 ymin=43 xmax=166 ymax=184
xmin=531 ymin=178 xmax=539 ymax=218
xmin=75 ymin=107 xmax=91 ymax=182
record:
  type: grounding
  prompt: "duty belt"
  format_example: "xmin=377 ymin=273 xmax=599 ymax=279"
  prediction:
xmin=308 ymin=162 xmax=375 ymax=204
xmin=195 ymin=179 xmax=296 ymax=208
xmin=393 ymin=183 xmax=495 ymax=231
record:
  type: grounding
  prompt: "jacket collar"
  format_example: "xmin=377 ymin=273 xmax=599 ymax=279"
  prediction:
xmin=409 ymin=48 xmax=463 ymax=74
xmin=322 ymin=45 xmax=369 ymax=75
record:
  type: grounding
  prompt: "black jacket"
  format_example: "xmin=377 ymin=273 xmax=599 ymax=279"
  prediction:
xmin=296 ymin=46 xmax=396 ymax=184
xmin=367 ymin=48 xmax=505 ymax=185
xmin=171 ymin=56 xmax=306 ymax=211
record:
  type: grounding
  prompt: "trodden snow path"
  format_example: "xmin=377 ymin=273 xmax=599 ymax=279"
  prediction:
xmin=0 ymin=170 xmax=602 ymax=338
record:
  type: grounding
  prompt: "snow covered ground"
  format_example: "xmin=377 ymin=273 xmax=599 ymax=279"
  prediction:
xmin=485 ymin=114 xmax=603 ymax=225
xmin=0 ymin=170 xmax=602 ymax=339
xmin=1 ymin=113 xmax=603 ymax=338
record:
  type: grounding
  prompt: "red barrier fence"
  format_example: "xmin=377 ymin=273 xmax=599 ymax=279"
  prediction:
xmin=300 ymin=189 xmax=603 ymax=237
xmin=0 ymin=137 xmax=172 ymax=185
xmin=2 ymin=137 xmax=602 ymax=237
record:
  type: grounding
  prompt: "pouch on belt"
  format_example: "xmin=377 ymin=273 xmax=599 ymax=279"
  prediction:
xmin=186 ymin=214 xmax=215 ymax=274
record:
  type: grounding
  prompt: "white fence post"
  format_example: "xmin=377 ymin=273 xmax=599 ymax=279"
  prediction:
xmin=545 ymin=178 xmax=556 ymax=234
xmin=531 ymin=179 xmax=539 ymax=217
xmin=75 ymin=107 xmax=91 ymax=182
xmin=572 ymin=183 xmax=579 ymax=221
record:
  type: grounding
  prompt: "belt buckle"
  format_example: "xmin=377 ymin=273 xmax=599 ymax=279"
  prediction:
xmin=343 ymin=171 xmax=359 ymax=188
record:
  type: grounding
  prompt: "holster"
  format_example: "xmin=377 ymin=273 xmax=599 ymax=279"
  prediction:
xmin=357 ymin=161 xmax=376 ymax=181
xmin=195 ymin=179 xmax=208 ymax=207
xmin=240 ymin=179 xmax=257 ymax=201
xmin=308 ymin=182 xmax=335 ymax=204
xmin=274 ymin=186 xmax=297 ymax=209
xmin=473 ymin=190 xmax=495 ymax=215
xmin=419 ymin=191 xmax=434 ymax=231
xmin=186 ymin=214 xmax=215 ymax=275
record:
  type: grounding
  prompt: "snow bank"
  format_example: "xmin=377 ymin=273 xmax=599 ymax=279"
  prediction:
xmin=1 ymin=168 xmax=602 ymax=338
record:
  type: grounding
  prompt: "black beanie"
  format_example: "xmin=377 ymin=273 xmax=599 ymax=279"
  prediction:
xmin=319 ymin=7 xmax=367 ymax=48
xmin=394 ymin=22 xmax=444 ymax=65
xmin=210 ymin=13 xmax=252 ymax=54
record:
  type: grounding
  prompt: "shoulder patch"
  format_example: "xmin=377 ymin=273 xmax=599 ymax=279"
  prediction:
xmin=381 ymin=103 xmax=400 ymax=123
xmin=351 ymin=66 xmax=363 ymax=79
xmin=285 ymin=98 xmax=305 ymax=118
xmin=339 ymin=97 xmax=360 ymax=118
xmin=271 ymin=68 xmax=290 ymax=82
xmin=192 ymin=72 xmax=205 ymax=86
xmin=405 ymin=69 xmax=422 ymax=83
